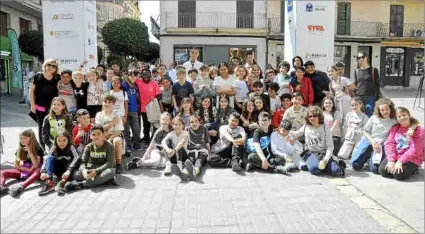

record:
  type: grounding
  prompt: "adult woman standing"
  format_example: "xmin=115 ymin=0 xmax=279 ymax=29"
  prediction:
xmin=29 ymin=59 xmax=60 ymax=148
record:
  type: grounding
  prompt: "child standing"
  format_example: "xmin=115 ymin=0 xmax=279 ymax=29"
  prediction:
xmin=172 ymin=68 xmax=194 ymax=114
xmin=327 ymin=65 xmax=354 ymax=124
xmin=38 ymin=131 xmax=80 ymax=196
xmin=338 ymin=97 xmax=369 ymax=161
xmin=216 ymin=95 xmax=236 ymax=127
xmin=193 ymin=65 xmax=215 ymax=109
xmin=58 ymin=70 xmax=77 ymax=117
xmin=159 ymin=76 xmax=173 ymax=115
xmin=127 ymin=113 xmax=172 ymax=170
xmin=72 ymin=109 xmax=92 ymax=154
xmin=72 ymin=71 xmax=88 ymax=110
xmin=322 ymin=97 xmax=343 ymax=156
xmin=110 ymin=76 xmax=129 ymax=131
xmin=122 ymin=71 xmax=142 ymax=151
xmin=161 ymin=117 xmax=189 ymax=176
xmin=272 ymin=93 xmax=292 ymax=129
xmin=177 ymin=97 xmax=193 ymax=128
xmin=234 ymin=66 xmax=249 ymax=113
xmin=240 ymin=100 xmax=259 ymax=138
xmin=0 ymin=129 xmax=43 ymax=197
xmin=282 ymin=92 xmax=307 ymax=131
xmin=274 ymin=61 xmax=292 ymax=96
xmin=87 ymin=69 xmax=106 ymax=122
xmin=95 ymin=95 xmax=125 ymax=174
xmin=42 ymin=97 xmax=73 ymax=150
xmin=105 ymin=68 xmax=115 ymax=92
xmin=64 ymin=124 xmax=117 ymax=191
xmin=271 ymin=120 xmax=303 ymax=171
xmin=249 ymin=81 xmax=270 ymax=113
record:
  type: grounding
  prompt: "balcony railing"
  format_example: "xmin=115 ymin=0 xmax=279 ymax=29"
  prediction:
xmin=268 ymin=17 xmax=284 ymax=33
xmin=162 ymin=12 xmax=267 ymax=30
xmin=337 ymin=21 xmax=424 ymax=38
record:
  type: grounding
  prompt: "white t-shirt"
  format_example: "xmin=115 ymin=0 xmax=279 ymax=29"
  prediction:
xmin=323 ymin=110 xmax=343 ymax=137
xmin=270 ymin=96 xmax=281 ymax=113
xmin=183 ymin=60 xmax=204 ymax=78
xmin=213 ymin=75 xmax=237 ymax=108
xmin=235 ymin=80 xmax=249 ymax=103
xmin=330 ymin=77 xmax=352 ymax=100
xmin=110 ymin=90 xmax=128 ymax=117
xmin=282 ymin=106 xmax=308 ymax=131
xmin=95 ymin=110 xmax=124 ymax=133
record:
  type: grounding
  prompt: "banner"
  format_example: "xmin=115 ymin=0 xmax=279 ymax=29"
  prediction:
xmin=43 ymin=0 xmax=97 ymax=71
xmin=284 ymin=1 xmax=335 ymax=72
xmin=7 ymin=28 xmax=23 ymax=89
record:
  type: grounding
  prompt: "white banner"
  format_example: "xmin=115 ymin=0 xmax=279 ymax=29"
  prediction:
xmin=43 ymin=0 xmax=97 ymax=72
xmin=285 ymin=1 xmax=335 ymax=72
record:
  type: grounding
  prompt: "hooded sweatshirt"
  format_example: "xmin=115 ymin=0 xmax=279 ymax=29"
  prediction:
xmin=291 ymin=124 xmax=334 ymax=162
xmin=41 ymin=145 xmax=80 ymax=174
xmin=42 ymin=114 xmax=73 ymax=148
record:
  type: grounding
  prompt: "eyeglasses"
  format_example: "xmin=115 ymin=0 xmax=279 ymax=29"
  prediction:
xmin=47 ymin=64 xmax=58 ymax=69
xmin=357 ymin=56 xmax=365 ymax=60
xmin=308 ymin=115 xmax=319 ymax=118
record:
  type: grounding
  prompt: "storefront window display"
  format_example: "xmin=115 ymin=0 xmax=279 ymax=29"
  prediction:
xmin=411 ymin=49 xmax=424 ymax=76
xmin=173 ymin=47 xmax=203 ymax=65
xmin=384 ymin=47 xmax=404 ymax=77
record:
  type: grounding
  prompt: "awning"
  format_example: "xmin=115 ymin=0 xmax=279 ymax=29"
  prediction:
xmin=0 ymin=36 xmax=34 ymax=61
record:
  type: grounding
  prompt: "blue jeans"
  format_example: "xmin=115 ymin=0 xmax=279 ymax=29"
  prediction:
xmin=360 ymin=96 xmax=376 ymax=117
xmin=351 ymin=137 xmax=383 ymax=173
xmin=304 ymin=153 xmax=342 ymax=177
xmin=44 ymin=155 xmax=56 ymax=177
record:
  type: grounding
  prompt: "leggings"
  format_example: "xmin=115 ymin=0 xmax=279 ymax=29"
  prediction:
xmin=0 ymin=168 xmax=41 ymax=188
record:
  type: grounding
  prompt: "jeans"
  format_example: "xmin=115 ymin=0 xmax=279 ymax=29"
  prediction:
xmin=124 ymin=112 xmax=142 ymax=148
xmin=351 ymin=137 xmax=383 ymax=173
xmin=378 ymin=159 xmax=418 ymax=180
xmin=208 ymin=144 xmax=244 ymax=168
xmin=73 ymin=168 xmax=116 ymax=188
xmin=360 ymin=96 xmax=376 ymax=117
xmin=304 ymin=153 xmax=342 ymax=176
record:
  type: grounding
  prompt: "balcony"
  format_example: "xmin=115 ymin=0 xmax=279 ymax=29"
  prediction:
xmin=161 ymin=12 xmax=267 ymax=35
xmin=268 ymin=17 xmax=284 ymax=34
xmin=337 ymin=21 xmax=424 ymax=38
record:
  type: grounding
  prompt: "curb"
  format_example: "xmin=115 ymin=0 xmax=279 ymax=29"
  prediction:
xmin=328 ymin=178 xmax=418 ymax=233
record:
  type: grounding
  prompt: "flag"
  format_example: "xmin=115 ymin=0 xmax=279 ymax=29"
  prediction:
xmin=7 ymin=28 xmax=23 ymax=89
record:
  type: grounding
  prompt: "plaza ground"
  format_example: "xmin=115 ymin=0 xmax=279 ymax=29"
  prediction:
xmin=1 ymin=88 xmax=423 ymax=233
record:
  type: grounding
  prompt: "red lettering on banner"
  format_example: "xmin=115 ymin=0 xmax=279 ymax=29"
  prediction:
xmin=307 ymin=25 xmax=324 ymax=31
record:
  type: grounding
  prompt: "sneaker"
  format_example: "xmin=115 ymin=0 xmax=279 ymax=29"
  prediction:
xmin=38 ymin=181 xmax=54 ymax=196
xmin=245 ymin=163 xmax=254 ymax=172
xmin=55 ymin=181 xmax=66 ymax=195
xmin=284 ymin=162 xmax=297 ymax=172
xmin=132 ymin=157 xmax=141 ymax=163
xmin=274 ymin=165 xmax=289 ymax=175
xmin=171 ymin=164 xmax=189 ymax=181
xmin=184 ymin=160 xmax=196 ymax=181
xmin=64 ymin=181 xmax=82 ymax=191
xmin=232 ymin=161 xmax=242 ymax=172
xmin=107 ymin=177 xmax=119 ymax=186
xmin=338 ymin=160 xmax=346 ymax=177
xmin=116 ymin=164 xmax=123 ymax=174
xmin=127 ymin=161 xmax=137 ymax=171
xmin=9 ymin=184 xmax=24 ymax=198
xmin=164 ymin=161 xmax=172 ymax=176
xmin=0 ymin=185 xmax=9 ymax=197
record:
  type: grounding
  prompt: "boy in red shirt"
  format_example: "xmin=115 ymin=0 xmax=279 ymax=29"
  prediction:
xmin=72 ymin=109 xmax=92 ymax=154
xmin=271 ymin=93 xmax=292 ymax=129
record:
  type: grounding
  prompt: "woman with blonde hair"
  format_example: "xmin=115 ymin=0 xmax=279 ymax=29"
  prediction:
xmin=29 ymin=59 xmax=60 ymax=148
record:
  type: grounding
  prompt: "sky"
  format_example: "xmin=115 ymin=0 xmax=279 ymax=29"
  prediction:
xmin=140 ymin=1 xmax=160 ymax=43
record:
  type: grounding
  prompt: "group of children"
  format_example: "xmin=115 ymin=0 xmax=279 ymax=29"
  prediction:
xmin=0 ymin=58 xmax=423 ymax=198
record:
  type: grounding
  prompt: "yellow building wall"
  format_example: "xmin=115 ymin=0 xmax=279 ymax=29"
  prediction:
xmin=267 ymin=1 xmax=281 ymax=17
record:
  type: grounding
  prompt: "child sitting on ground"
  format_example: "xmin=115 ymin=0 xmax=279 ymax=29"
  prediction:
xmin=162 ymin=117 xmax=189 ymax=177
xmin=271 ymin=120 xmax=303 ymax=171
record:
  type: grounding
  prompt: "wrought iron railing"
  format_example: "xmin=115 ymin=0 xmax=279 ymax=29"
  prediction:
xmin=337 ymin=21 xmax=424 ymax=38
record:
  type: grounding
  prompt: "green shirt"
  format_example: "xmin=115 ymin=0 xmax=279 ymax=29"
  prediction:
xmin=80 ymin=141 xmax=115 ymax=175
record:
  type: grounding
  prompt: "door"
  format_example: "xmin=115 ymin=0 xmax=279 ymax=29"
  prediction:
xmin=236 ymin=1 xmax=254 ymax=28
xmin=390 ymin=5 xmax=404 ymax=37
xmin=334 ymin=46 xmax=351 ymax=77
xmin=178 ymin=1 xmax=196 ymax=28
xmin=382 ymin=47 xmax=405 ymax=86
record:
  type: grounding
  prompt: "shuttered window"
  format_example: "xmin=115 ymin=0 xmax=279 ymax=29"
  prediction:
xmin=336 ymin=2 xmax=351 ymax=35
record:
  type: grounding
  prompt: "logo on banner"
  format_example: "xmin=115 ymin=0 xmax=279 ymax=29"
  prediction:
xmin=58 ymin=59 xmax=78 ymax=65
xmin=52 ymin=13 xmax=75 ymax=20
xmin=305 ymin=53 xmax=328 ymax=60
xmin=305 ymin=3 xmax=326 ymax=12
xmin=308 ymin=25 xmax=325 ymax=32
xmin=49 ymin=30 xmax=78 ymax=38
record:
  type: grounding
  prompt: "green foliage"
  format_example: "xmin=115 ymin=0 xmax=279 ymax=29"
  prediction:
xmin=18 ymin=30 xmax=44 ymax=61
xmin=107 ymin=54 xmax=126 ymax=68
xmin=97 ymin=46 xmax=103 ymax=64
xmin=136 ymin=42 xmax=160 ymax=62
xmin=101 ymin=18 xmax=149 ymax=57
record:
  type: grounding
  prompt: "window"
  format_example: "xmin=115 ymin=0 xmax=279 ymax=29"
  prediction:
xmin=236 ymin=1 xmax=253 ymax=28
xmin=336 ymin=2 xmax=351 ymax=35
xmin=174 ymin=47 xmax=203 ymax=65
xmin=19 ymin=18 xmax=31 ymax=34
xmin=411 ymin=49 xmax=424 ymax=76
xmin=178 ymin=1 xmax=196 ymax=28
xmin=0 ymin=11 xmax=8 ymax=36
xmin=390 ymin=5 xmax=404 ymax=37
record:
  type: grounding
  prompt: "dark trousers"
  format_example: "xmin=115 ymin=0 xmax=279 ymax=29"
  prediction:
xmin=333 ymin=136 xmax=341 ymax=157
xmin=378 ymin=159 xmax=418 ymax=181
xmin=188 ymin=151 xmax=208 ymax=170
xmin=208 ymin=144 xmax=244 ymax=168
xmin=36 ymin=110 xmax=48 ymax=148
xmin=247 ymin=153 xmax=285 ymax=172
xmin=73 ymin=168 xmax=116 ymax=188
xmin=169 ymin=148 xmax=188 ymax=164
xmin=162 ymin=103 xmax=173 ymax=115
xmin=140 ymin=112 xmax=151 ymax=143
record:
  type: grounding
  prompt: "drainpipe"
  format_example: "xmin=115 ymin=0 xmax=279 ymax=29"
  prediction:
xmin=265 ymin=1 xmax=269 ymax=69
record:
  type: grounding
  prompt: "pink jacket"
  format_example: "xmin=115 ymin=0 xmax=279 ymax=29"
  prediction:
xmin=384 ymin=125 xmax=424 ymax=166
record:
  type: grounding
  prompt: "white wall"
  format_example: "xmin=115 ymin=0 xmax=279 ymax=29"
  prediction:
xmin=0 ymin=4 xmax=39 ymax=36
xmin=160 ymin=36 xmax=267 ymax=68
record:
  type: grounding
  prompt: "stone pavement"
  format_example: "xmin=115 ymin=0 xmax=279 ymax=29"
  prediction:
xmin=0 ymin=93 xmax=423 ymax=233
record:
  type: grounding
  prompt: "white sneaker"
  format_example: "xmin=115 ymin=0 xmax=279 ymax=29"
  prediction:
xmin=164 ymin=161 xmax=172 ymax=175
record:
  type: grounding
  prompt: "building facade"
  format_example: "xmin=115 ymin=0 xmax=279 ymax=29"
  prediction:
xmin=0 ymin=0 xmax=42 ymax=94
xmin=159 ymin=1 xmax=268 ymax=66
xmin=96 ymin=0 xmax=141 ymax=64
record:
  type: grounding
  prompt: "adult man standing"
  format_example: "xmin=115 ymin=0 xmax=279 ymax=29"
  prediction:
xmin=183 ymin=48 xmax=204 ymax=78
xmin=354 ymin=52 xmax=381 ymax=117
xmin=303 ymin=60 xmax=330 ymax=106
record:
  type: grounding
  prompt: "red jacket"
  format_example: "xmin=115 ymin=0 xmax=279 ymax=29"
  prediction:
xmin=291 ymin=77 xmax=314 ymax=106
xmin=272 ymin=107 xmax=288 ymax=129
xmin=72 ymin=123 xmax=92 ymax=146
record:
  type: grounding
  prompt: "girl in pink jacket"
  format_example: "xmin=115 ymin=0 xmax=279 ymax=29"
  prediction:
xmin=379 ymin=107 xmax=424 ymax=180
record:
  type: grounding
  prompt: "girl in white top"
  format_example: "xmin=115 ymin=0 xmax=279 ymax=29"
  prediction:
xmin=161 ymin=117 xmax=189 ymax=176
xmin=213 ymin=63 xmax=236 ymax=108
xmin=234 ymin=66 xmax=249 ymax=112
xmin=95 ymin=94 xmax=124 ymax=173
xmin=327 ymin=66 xmax=355 ymax=125
xmin=322 ymin=97 xmax=343 ymax=156
xmin=337 ymin=97 xmax=369 ymax=160
xmin=110 ymin=76 xmax=128 ymax=126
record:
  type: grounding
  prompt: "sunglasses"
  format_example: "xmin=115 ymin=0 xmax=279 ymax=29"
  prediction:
xmin=308 ymin=115 xmax=319 ymax=118
xmin=357 ymin=56 xmax=365 ymax=60
xmin=47 ymin=64 xmax=58 ymax=69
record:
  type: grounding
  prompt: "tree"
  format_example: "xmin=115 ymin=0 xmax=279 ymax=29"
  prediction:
xmin=18 ymin=30 xmax=44 ymax=61
xmin=101 ymin=18 xmax=149 ymax=57
xmin=97 ymin=46 xmax=103 ymax=64
xmin=137 ymin=42 xmax=160 ymax=62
